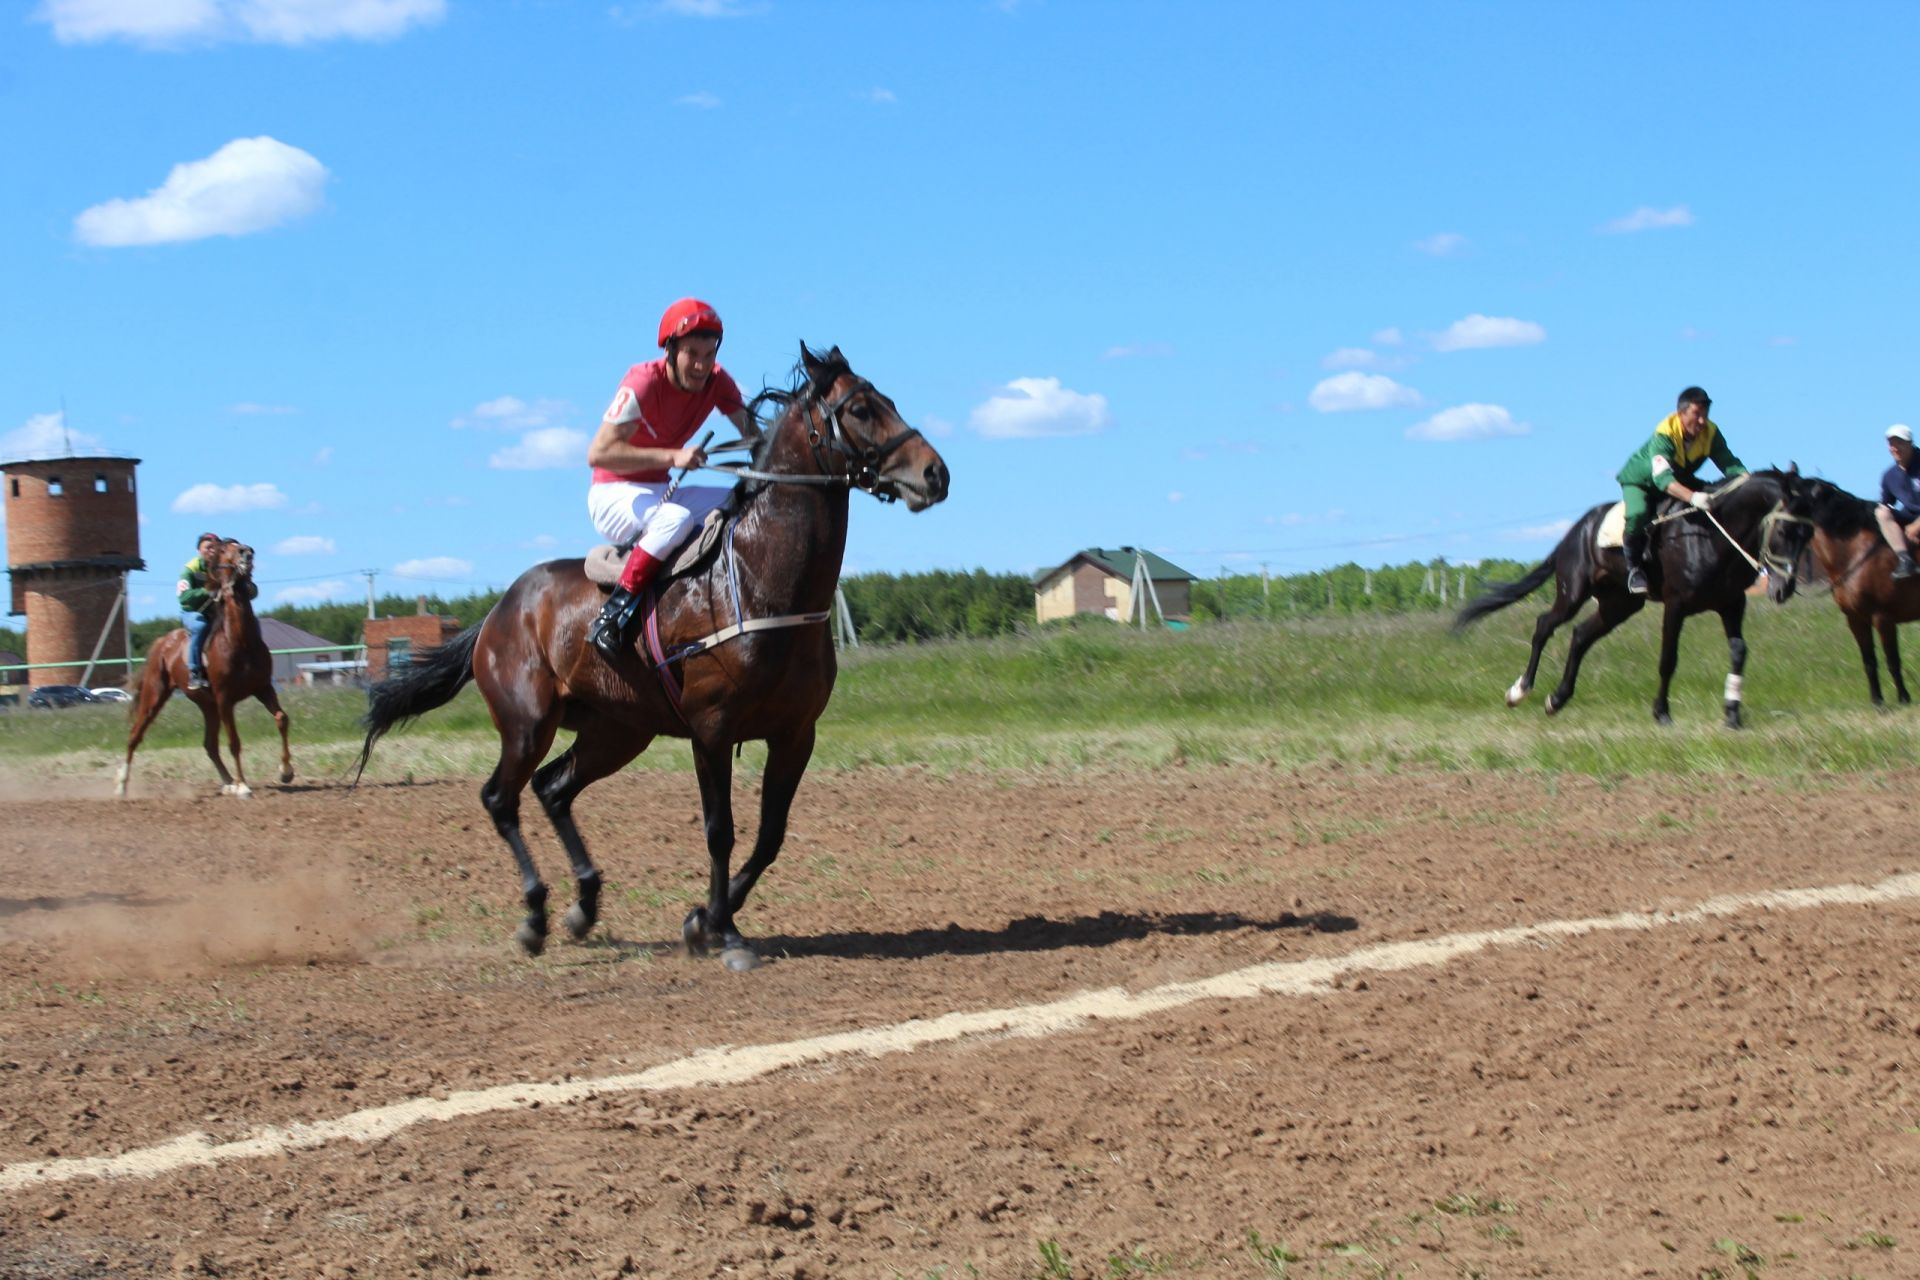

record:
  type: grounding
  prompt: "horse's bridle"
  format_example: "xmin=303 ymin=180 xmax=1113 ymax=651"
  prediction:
xmin=1757 ymin=505 xmax=1812 ymax=580
xmin=721 ymin=377 xmax=925 ymax=503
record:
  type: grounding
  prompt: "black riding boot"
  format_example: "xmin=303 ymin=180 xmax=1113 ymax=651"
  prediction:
xmin=1623 ymin=531 xmax=1651 ymax=595
xmin=1896 ymin=550 xmax=1917 ymax=581
xmin=588 ymin=587 xmax=644 ymax=661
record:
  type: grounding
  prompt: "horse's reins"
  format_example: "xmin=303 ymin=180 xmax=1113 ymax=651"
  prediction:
xmin=1651 ymin=474 xmax=1809 ymax=579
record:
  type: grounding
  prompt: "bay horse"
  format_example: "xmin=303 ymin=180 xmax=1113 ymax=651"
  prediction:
xmin=1801 ymin=478 xmax=1920 ymax=706
xmin=355 ymin=345 xmax=950 ymax=967
xmin=118 ymin=538 xmax=294 ymax=797
xmin=1454 ymin=469 xmax=1815 ymax=727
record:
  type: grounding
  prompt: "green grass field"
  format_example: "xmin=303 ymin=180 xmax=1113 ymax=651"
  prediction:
xmin=4 ymin=593 xmax=1912 ymax=785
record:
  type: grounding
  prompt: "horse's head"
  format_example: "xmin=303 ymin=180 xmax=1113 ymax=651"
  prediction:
xmin=212 ymin=539 xmax=257 ymax=594
xmin=1751 ymin=465 xmax=1816 ymax=604
xmin=787 ymin=343 xmax=950 ymax=511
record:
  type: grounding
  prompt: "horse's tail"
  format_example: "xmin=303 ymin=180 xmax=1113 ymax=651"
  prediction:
xmin=1453 ymin=557 xmax=1557 ymax=632
xmin=354 ymin=622 xmax=483 ymax=782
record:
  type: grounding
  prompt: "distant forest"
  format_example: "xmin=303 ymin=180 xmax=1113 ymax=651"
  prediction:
xmin=0 ymin=557 xmax=1542 ymax=658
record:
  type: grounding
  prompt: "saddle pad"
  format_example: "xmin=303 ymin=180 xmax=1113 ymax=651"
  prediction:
xmin=585 ymin=509 xmax=730 ymax=592
xmin=1595 ymin=501 xmax=1627 ymax=551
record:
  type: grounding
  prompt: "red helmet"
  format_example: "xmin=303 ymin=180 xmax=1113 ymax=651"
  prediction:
xmin=657 ymin=298 xmax=723 ymax=348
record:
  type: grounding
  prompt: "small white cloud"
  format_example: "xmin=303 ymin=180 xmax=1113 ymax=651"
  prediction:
xmin=1414 ymin=231 xmax=1467 ymax=256
xmin=1321 ymin=347 xmax=1379 ymax=370
xmin=1601 ymin=204 xmax=1694 ymax=234
xmin=1768 ymin=335 xmax=1798 ymax=347
xmin=274 ymin=579 xmax=350 ymax=605
xmin=36 ymin=0 xmax=444 ymax=45
xmin=312 ymin=446 xmax=333 ymax=465
xmin=967 ymin=377 xmax=1110 ymax=439
xmin=1101 ymin=341 xmax=1174 ymax=360
xmin=1431 ymin=314 xmax=1546 ymax=352
xmin=171 ymin=481 xmax=288 ymax=514
xmin=393 ymin=556 xmax=474 ymax=580
xmin=489 ymin=427 xmax=587 ymax=470
xmin=1406 ymin=403 xmax=1530 ymax=442
xmin=452 ymin=394 xmax=572 ymax=431
xmin=860 ymin=87 xmax=896 ymax=104
xmin=1 ymin=412 xmax=106 ymax=460
xmin=273 ymin=535 xmax=335 ymax=555
xmin=675 ymin=90 xmax=722 ymax=109
xmin=1508 ymin=518 xmax=1574 ymax=540
xmin=921 ymin=413 xmax=955 ymax=439
xmin=229 ymin=401 xmax=294 ymax=415
xmin=1680 ymin=326 xmax=1708 ymax=341
xmin=1372 ymin=327 xmax=1404 ymax=346
xmin=1167 ymin=491 xmax=1184 ymax=504
xmin=658 ymin=0 xmax=757 ymax=16
xmin=1307 ymin=372 xmax=1422 ymax=413
xmin=74 ymin=136 xmax=328 ymax=247
xmin=524 ymin=533 xmax=559 ymax=549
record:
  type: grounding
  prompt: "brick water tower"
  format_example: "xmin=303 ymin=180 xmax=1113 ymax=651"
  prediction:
xmin=3 ymin=455 xmax=144 ymax=688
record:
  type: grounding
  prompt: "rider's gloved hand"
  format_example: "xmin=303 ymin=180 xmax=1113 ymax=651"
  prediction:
xmin=1688 ymin=491 xmax=1712 ymax=510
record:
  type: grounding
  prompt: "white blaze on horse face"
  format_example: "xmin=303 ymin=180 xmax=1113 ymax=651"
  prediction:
xmin=1506 ymin=676 xmax=1531 ymax=706
xmin=605 ymin=386 xmax=641 ymax=425
xmin=1725 ymin=674 xmax=1744 ymax=703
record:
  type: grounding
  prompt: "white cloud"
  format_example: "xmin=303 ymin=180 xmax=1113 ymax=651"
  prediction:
xmin=860 ymin=87 xmax=897 ymax=104
xmin=393 ymin=556 xmax=473 ymax=580
xmin=1768 ymin=335 xmax=1798 ymax=347
xmin=921 ymin=413 xmax=955 ymax=439
xmin=524 ymin=533 xmax=559 ymax=549
xmin=1372 ymin=327 xmax=1404 ymax=346
xmin=36 ymin=0 xmax=445 ymax=46
xmin=273 ymin=535 xmax=335 ymax=555
xmin=1307 ymin=372 xmax=1421 ymax=413
xmin=1406 ymin=403 xmax=1530 ymax=442
xmin=1414 ymin=231 xmax=1467 ymax=256
xmin=1101 ymin=341 xmax=1174 ymax=360
xmin=1321 ymin=347 xmax=1379 ymax=370
xmin=489 ymin=427 xmax=587 ymax=470
xmin=1167 ymin=491 xmax=1184 ymax=504
xmin=1508 ymin=518 xmax=1574 ymax=540
xmin=312 ymin=446 xmax=333 ymax=464
xmin=675 ymin=91 xmax=721 ymax=109
xmin=453 ymin=394 xmax=572 ymax=430
xmin=74 ymin=136 xmax=328 ymax=247
xmin=658 ymin=0 xmax=758 ymax=16
xmin=967 ymin=377 xmax=1110 ymax=439
xmin=229 ymin=401 xmax=293 ymax=415
xmin=170 ymin=481 xmax=288 ymax=513
xmin=2 ymin=412 xmax=106 ymax=460
xmin=1430 ymin=314 xmax=1546 ymax=352
xmin=274 ymin=579 xmax=350 ymax=605
xmin=1601 ymin=204 xmax=1694 ymax=234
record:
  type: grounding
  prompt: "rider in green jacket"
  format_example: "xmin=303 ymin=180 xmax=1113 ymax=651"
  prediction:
xmin=1615 ymin=386 xmax=1747 ymax=594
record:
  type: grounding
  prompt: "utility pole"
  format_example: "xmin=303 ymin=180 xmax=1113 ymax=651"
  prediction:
xmin=363 ymin=570 xmax=378 ymax=620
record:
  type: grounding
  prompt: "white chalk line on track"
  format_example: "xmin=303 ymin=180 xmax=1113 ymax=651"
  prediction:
xmin=5 ymin=869 xmax=1918 ymax=1194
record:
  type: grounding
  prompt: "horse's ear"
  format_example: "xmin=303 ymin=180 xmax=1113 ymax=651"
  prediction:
xmin=1788 ymin=460 xmax=1799 ymax=477
xmin=826 ymin=344 xmax=845 ymax=367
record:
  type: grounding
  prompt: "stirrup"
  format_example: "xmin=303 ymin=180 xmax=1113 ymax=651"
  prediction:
xmin=1897 ymin=553 xmax=1918 ymax=581
xmin=187 ymin=669 xmax=209 ymax=690
xmin=1625 ymin=568 xmax=1649 ymax=595
xmin=589 ymin=589 xmax=641 ymax=660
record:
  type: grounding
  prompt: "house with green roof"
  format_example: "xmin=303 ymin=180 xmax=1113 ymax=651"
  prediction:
xmin=1032 ymin=546 xmax=1198 ymax=624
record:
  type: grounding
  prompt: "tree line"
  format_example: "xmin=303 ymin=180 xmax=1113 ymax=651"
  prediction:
xmin=0 ymin=558 xmax=1546 ymax=664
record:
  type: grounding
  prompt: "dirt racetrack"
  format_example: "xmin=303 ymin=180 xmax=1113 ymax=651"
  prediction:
xmin=2 ymin=763 xmax=1918 ymax=1279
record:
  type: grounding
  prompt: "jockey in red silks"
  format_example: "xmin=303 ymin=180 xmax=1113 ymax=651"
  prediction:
xmin=585 ymin=298 xmax=757 ymax=660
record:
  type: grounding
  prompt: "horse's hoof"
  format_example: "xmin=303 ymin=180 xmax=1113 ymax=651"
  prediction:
xmin=1724 ymin=706 xmax=1744 ymax=731
xmin=562 ymin=902 xmax=593 ymax=941
xmin=721 ymin=946 xmax=761 ymax=972
xmin=1505 ymin=679 xmax=1530 ymax=708
xmin=1544 ymin=695 xmax=1564 ymax=716
xmin=222 ymin=783 xmax=254 ymax=799
xmin=1654 ymin=712 xmax=1673 ymax=728
xmin=279 ymin=770 xmax=294 ymax=784
xmin=515 ymin=921 xmax=547 ymax=956
xmin=682 ymin=907 xmax=711 ymax=958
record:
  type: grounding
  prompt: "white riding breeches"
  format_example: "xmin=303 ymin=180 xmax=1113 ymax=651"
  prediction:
xmin=587 ymin=481 xmax=732 ymax=559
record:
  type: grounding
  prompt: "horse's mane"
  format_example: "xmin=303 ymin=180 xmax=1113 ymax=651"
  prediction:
xmin=1805 ymin=478 xmax=1878 ymax=538
xmin=735 ymin=343 xmax=853 ymax=494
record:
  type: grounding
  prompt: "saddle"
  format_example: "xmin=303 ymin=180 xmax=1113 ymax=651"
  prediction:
xmin=1593 ymin=494 xmax=1694 ymax=552
xmin=584 ymin=497 xmax=739 ymax=592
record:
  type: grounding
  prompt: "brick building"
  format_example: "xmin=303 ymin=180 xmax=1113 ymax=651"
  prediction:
xmin=2 ymin=455 xmax=143 ymax=687
xmin=363 ymin=597 xmax=464 ymax=682
xmin=1032 ymin=546 xmax=1197 ymax=625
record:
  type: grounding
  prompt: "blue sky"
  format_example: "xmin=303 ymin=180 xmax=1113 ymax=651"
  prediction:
xmin=3 ymin=0 xmax=1916 ymax=619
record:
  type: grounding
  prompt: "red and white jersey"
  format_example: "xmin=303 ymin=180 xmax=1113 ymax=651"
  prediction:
xmin=589 ymin=358 xmax=744 ymax=484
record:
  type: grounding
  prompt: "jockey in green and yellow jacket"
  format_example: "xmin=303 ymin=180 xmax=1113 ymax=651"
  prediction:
xmin=1615 ymin=386 xmax=1746 ymax=594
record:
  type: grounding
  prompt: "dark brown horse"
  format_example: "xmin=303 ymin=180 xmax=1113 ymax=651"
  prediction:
xmin=1454 ymin=469 xmax=1816 ymax=727
xmin=356 ymin=345 xmax=951 ymax=967
xmin=1802 ymin=478 xmax=1920 ymax=706
xmin=118 ymin=538 xmax=294 ymax=798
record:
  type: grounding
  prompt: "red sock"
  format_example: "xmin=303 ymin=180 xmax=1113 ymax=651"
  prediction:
xmin=617 ymin=547 xmax=663 ymax=593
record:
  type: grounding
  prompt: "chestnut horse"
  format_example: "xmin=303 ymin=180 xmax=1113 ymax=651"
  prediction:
xmin=1454 ymin=469 xmax=1816 ymax=727
xmin=118 ymin=538 xmax=294 ymax=798
xmin=356 ymin=345 xmax=950 ymax=967
xmin=1802 ymin=478 xmax=1920 ymax=706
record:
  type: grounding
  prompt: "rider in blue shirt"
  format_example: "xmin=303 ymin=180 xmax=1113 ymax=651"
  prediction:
xmin=1875 ymin=424 xmax=1920 ymax=580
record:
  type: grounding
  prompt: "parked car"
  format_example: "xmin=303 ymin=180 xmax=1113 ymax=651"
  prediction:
xmin=89 ymin=687 xmax=133 ymax=703
xmin=28 ymin=685 xmax=103 ymax=709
